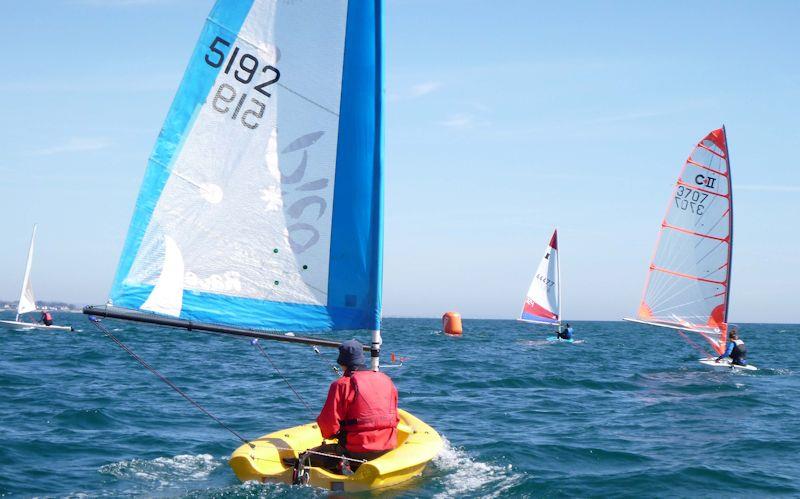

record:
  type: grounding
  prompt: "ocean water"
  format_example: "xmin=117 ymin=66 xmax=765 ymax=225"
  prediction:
xmin=1 ymin=313 xmax=798 ymax=497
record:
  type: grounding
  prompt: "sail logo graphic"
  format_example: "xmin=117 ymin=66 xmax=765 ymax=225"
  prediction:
xmin=694 ymin=174 xmax=717 ymax=189
xmin=276 ymin=131 xmax=332 ymax=255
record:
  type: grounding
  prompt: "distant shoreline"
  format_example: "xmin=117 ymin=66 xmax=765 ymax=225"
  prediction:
xmin=0 ymin=301 xmax=81 ymax=312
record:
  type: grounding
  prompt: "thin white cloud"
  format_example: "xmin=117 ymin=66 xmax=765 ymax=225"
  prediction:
xmin=439 ymin=112 xmax=491 ymax=129
xmin=409 ymin=81 xmax=442 ymax=98
xmin=439 ymin=113 xmax=475 ymax=129
xmin=32 ymin=137 xmax=112 ymax=156
xmin=387 ymin=81 xmax=443 ymax=102
xmin=737 ymin=184 xmax=800 ymax=193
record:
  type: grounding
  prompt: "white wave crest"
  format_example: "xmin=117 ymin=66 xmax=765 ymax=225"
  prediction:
xmin=98 ymin=453 xmax=219 ymax=486
xmin=432 ymin=438 xmax=522 ymax=498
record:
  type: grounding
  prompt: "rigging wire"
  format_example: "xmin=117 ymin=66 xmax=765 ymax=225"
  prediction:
xmin=250 ymin=339 xmax=312 ymax=412
xmin=87 ymin=316 xmax=254 ymax=448
xmin=87 ymin=317 xmax=372 ymax=467
xmin=312 ymin=345 xmax=342 ymax=377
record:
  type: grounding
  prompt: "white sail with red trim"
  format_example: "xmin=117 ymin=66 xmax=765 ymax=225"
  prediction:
xmin=633 ymin=128 xmax=733 ymax=354
xmin=519 ymin=230 xmax=560 ymax=325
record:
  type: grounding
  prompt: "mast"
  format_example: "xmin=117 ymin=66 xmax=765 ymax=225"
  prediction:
xmin=370 ymin=0 xmax=385 ymax=372
xmin=16 ymin=224 xmax=37 ymax=322
xmin=556 ymin=228 xmax=562 ymax=333
xmin=722 ymin=125 xmax=734 ymax=324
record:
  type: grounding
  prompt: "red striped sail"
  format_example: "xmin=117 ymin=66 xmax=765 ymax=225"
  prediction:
xmin=635 ymin=127 xmax=733 ymax=354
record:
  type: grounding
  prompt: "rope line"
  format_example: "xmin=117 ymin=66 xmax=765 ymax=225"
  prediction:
xmin=252 ymin=448 xmax=367 ymax=464
xmin=88 ymin=316 xmax=254 ymax=448
xmin=251 ymin=339 xmax=312 ymax=412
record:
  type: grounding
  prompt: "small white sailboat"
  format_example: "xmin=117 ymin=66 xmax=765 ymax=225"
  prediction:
xmin=0 ymin=225 xmax=73 ymax=332
xmin=624 ymin=127 xmax=755 ymax=370
xmin=518 ymin=229 xmax=571 ymax=341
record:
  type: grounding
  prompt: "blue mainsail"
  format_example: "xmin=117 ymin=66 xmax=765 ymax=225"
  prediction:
xmin=110 ymin=0 xmax=383 ymax=333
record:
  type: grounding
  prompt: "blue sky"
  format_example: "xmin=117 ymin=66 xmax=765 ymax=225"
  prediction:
xmin=0 ymin=0 xmax=798 ymax=322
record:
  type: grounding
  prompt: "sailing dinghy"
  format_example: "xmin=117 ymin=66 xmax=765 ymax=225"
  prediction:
xmin=83 ymin=0 xmax=441 ymax=491
xmin=518 ymin=229 xmax=570 ymax=341
xmin=0 ymin=225 xmax=73 ymax=332
xmin=624 ymin=127 xmax=756 ymax=370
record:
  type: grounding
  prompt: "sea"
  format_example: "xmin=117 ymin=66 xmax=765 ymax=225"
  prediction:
xmin=1 ymin=313 xmax=798 ymax=498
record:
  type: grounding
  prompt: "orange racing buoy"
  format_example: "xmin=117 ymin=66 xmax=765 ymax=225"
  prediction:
xmin=442 ymin=312 xmax=462 ymax=336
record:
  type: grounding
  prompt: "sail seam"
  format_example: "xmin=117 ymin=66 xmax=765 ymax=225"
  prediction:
xmin=277 ymin=82 xmax=340 ymax=117
xmin=650 ymin=265 xmax=727 ymax=285
xmin=697 ymin=143 xmax=726 ymax=159
xmin=686 ymin=159 xmax=727 ymax=177
xmin=675 ymin=180 xmax=728 ymax=198
xmin=661 ymin=223 xmax=729 ymax=243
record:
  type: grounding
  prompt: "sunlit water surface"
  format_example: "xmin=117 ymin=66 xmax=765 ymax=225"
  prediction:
xmin=1 ymin=314 xmax=798 ymax=497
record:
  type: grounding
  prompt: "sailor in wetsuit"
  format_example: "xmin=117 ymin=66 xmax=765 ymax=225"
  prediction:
xmin=557 ymin=323 xmax=574 ymax=340
xmin=716 ymin=327 xmax=747 ymax=366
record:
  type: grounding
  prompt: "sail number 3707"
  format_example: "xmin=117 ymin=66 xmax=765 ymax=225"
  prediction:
xmin=204 ymin=36 xmax=281 ymax=130
xmin=674 ymin=185 xmax=708 ymax=215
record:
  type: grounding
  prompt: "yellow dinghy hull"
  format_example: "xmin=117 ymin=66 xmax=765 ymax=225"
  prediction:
xmin=229 ymin=408 xmax=442 ymax=492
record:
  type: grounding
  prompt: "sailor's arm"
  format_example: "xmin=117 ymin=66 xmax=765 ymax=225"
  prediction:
xmin=716 ymin=342 xmax=734 ymax=361
xmin=316 ymin=380 xmax=347 ymax=439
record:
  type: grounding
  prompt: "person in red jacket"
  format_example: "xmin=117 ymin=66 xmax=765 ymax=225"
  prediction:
xmin=307 ymin=339 xmax=399 ymax=474
xmin=40 ymin=311 xmax=54 ymax=326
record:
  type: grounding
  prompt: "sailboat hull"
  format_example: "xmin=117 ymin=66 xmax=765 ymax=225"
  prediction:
xmin=229 ymin=408 xmax=442 ymax=492
xmin=0 ymin=320 xmax=73 ymax=332
xmin=699 ymin=357 xmax=758 ymax=371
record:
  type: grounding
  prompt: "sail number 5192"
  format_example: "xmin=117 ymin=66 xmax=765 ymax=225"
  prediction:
xmin=204 ymin=36 xmax=280 ymax=97
xmin=204 ymin=36 xmax=280 ymax=129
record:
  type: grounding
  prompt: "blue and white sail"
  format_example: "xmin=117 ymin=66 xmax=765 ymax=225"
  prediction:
xmin=110 ymin=0 xmax=383 ymax=333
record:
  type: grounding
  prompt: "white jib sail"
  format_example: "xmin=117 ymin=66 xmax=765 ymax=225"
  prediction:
xmin=16 ymin=225 xmax=38 ymax=319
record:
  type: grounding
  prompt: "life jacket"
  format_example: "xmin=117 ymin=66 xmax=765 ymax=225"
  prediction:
xmin=42 ymin=312 xmax=53 ymax=326
xmin=731 ymin=339 xmax=747 ymax=363
xmin=341 ymin=370 xmax=398 ymax=434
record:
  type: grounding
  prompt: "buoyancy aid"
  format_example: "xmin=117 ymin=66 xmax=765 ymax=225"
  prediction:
xmin=341 ymin=370 xmax=398 ymax=433
xmin=731 ymin=339 xmax=747 ymax=363
xmin=42 ymin=312 xmax=53 ymax=326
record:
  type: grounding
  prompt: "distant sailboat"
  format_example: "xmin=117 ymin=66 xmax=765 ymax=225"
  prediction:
xmin=0 ymin=225 xmax=72 ymax=332
xmin=624 ymin=127 xmax=754 ymax=369
xmin=83 ymin=0 xmax=442 ymax=491
xmin=518 ymin=229 xmax=565 ymax=337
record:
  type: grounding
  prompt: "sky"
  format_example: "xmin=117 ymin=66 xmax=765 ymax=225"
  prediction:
xmin=0 ymin=0 xmax=798 ymax=323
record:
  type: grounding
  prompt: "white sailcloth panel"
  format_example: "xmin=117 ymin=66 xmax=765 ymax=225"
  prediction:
xmin=17 ymin=225 xmax=37 ymax=315
xmin=125 ymin=1 xmax=348 ymax=314
xmin=18 ymin=280 xmax=36 ymax=315
xmin=638 ymin=128 xmax=732 ymax=351
xmin=520 ymin=230 xmax=559 ymax=324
